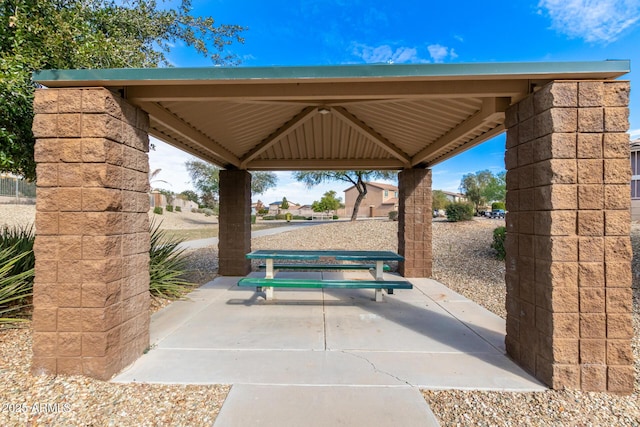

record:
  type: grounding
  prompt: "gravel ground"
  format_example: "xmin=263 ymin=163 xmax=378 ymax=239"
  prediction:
xmin=1 ymin=204 xmax=639 ymax=425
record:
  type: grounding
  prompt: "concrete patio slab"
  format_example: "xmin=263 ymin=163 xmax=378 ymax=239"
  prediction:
xmin=213 ymin=384 xmax=440 ymax=427
xmin=114 ymin=274 xmax=547 ymax=426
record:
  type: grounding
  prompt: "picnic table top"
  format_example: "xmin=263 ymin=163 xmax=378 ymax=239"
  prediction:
xmin=245 ymin=249 xmax=404 ymax=261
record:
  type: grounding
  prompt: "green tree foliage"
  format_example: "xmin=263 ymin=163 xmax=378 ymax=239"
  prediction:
xmin=0 ymin=0 xmax=246 ymax=180
xmin=179 ymin=190 xmax=199 ymax=204
xmin=491 ymin=226 xmax=507 ymax=260
xmin=280 ymin=197 xmax=289 ymax=210
xmin=293 ymin=170 xmax=397 ymax=221
xmin=185 ymin=160 xmax=277 ymax=208
xmin=312 ymin=190 xmax=342 ymax=213
xmin=432 ymin=190 xmax=450 ymax=211
xmin=459 ymin=170 xmax=506 ymax=213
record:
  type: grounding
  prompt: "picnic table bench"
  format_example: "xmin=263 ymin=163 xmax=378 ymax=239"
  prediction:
xmin=238 ymin=250 xmax=411 ymax=302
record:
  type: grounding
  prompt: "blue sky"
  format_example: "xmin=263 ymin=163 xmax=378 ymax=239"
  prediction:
xmin=149 ymin=0 xmax=640 ymax=205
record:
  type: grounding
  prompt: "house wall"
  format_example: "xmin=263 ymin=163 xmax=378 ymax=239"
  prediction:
xmin=344 ymin=185 xmax=397 ymax=217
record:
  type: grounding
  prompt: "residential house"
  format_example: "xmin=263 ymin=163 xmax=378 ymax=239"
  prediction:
xmin=631 ymin=139 xmax=640 ymax=220
xmin=267 ymin=200 xmax=301 ymax=215
xmin=442 ymin=190 xmax=466 ymax=203
xmin=344 ymin=182 xmax=398 ymax=218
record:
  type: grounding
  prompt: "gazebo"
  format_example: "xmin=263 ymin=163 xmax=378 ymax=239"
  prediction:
xmin=30 ymin=61 xmax=635 ymax=393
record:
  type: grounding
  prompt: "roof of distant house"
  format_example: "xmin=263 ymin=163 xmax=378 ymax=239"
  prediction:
xmin=344 ymin=181 xmax=398 ymax=192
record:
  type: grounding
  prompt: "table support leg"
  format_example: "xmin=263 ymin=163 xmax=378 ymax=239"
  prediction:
xmin=375 ymin=288 xmax=383 ymax=302
xmin=266 ymin=286 xmax=274 ymax=300
xmin=375 ymin=260 xmax=384 ymax=280
xmin=265 ymin=259 xmax=274 ymax=300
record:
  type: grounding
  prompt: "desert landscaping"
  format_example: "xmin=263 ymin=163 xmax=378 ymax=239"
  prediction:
xmin=0 ymin=205 xmax=638 ymax=426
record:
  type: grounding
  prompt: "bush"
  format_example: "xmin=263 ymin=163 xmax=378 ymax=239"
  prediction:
xmin=491 ymin=226 xmax=507 ymax=260
xmin=165 ymin=205 xmax=174 ymax=212
xmin=202 ymin=208 xmax=214 ymax=217
xmin=0 ymin=224 xmax=35 ymax=323
xmin=332 ymin=215 xmax=339 ymax=220
xmin=388 ymin=211 xmax=398 ymax=221
xmin=262 ymin=215 xmax=275 ymax=220
xmin=0 ymin=246 xmax=34 ymax=324
xmin=175 ymin=206 xmax=182 ymax=212
xmin=149 ymin=219 xmax=194 ymax=299
xmin=491 ymin=202 xmax=506 ymax=211
xmin=445 ymin=202 xmax=475 ymax=222
xmin=1 ymin=225 xmax=35 ymax=277
xmin=153 ymin=206 xmax=163 ymax=215
xmin=251 ymin=214 xmax=256 ymax=224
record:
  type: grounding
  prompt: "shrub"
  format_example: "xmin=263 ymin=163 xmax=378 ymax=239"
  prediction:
xmin=149 ymin=219 xmax=194 ymax=299
xmin=445 ymin=202 xmax=475 ymax=222
xmin=166 ymin=205 xmax=174 ymax=212
xmin=388 ymin=211 xmax=398 ymax=221
xmin=0 ymin=225 xmax=35 ymax=323
xmin=202 ymin=208 xmax=214 ymax=217
xmin=153 ymin=206 xmax=163 ymax=215
xmin=0 ymin=247 xmax=34 ymax=324
xmin=262 ymin=215 xmax=275 ymax=220
xmin=1 ymin=225 xmax=35 ymax=277
xmin=175 ymin=206 xmax=182 ymax=212
xmin=491 ymin=226 xmax=507 ymax=260
xmin=332 ymin=215 xmax=339 ymax=220
xmin=191 ymin=208 xmax=198 ymax=213
xmin=251 ymin=214 xmax=256 ymax=224
xmin=491 ymin=202 xmax=506 ymax=211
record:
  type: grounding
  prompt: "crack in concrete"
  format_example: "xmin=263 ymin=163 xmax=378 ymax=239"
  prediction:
xmin=338 ymin=350 xmax=414 ymax=387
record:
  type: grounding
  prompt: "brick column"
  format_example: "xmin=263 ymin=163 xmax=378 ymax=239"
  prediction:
xmin=218 ymin=170 xmax=251 ymax=276
xmin=504 ymin=80 xmax=634 ymax=393
xmin=398 ymin=168 xmax=432 ymax=277
xmin=31 ymin=88 xmax=151 ymax=380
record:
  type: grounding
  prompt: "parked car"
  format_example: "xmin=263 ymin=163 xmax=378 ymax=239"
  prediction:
xmin=487 ymin=209 xmax=505 ymax=219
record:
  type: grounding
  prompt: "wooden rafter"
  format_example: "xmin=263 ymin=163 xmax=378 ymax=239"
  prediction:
xmin=331 ymin=106 xmax=411 ymax=167
xmin=140 ymin=102 xmax=241 ymax=168
xmin=410 ymin=98 xmax=510 ymax=167
xmin=239 ymin=106 xmax=317 ymax=169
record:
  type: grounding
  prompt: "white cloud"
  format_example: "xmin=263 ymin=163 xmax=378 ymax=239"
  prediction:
xmin=352 ymin=43 xmax=419 ymax=63
xmin=148 ymin=137 xmax=198 ymax=193
xmin=427 ymin=44 xmax=456 ymax=63
xmin=538 ymin=0 xmax=640 ymax=43
xmin=629 ymin=128 xmax=640 ymax=141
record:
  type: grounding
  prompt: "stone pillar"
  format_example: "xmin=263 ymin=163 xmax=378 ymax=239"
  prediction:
xmin=398 ymin=168 xmax=433 ymax=277
xmin=504 ymin=80 xmax=634 ymax=393
xmin=218 ymin=170 xmax=251 ymax=276
xmin=31 ymin=88 xmax=151 ymax=380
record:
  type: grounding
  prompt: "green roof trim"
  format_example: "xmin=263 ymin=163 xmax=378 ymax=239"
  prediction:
xmin=33 ymin=60 xmax=630 ymax=85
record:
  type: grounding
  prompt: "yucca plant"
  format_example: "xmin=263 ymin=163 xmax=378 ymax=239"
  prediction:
xmin=0 ymin=246 xmax=34 ymax=324
xmin=1 ymin=224 xmax=35 ymax=277
xmin=149 ymin=218 xmax=194 ymax=299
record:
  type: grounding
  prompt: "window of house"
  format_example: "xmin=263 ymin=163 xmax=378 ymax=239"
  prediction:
xmin=384 ymin=190 xmax=388 ymax=197
xmin=394 ymin=191 xmax=398 ymax=198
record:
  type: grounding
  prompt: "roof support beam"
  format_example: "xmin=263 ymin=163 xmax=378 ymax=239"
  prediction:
xmin=246 ymin=158 xmax=405 ymax=170
xmin=126 ymin=80 xmax=530 ymax=102
xmin=411 ymin=97 xmax=510 ymax=167
xmin=425 ymin=124 xmax=506 ymax=166
xmin=239 ymin=106 xmax=317 ymax=169
xmin=331 ymin=106 xmax=411 ymax=167
xmin=139 ymin=102 xmax=241 ymax=168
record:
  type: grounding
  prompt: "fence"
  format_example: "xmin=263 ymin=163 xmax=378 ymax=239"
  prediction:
xmin=0 ymin=174 xmax=36 ymax=204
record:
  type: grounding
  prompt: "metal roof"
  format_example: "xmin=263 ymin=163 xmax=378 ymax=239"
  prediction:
xmin=33 ymin=61 xmax=630 ymax=171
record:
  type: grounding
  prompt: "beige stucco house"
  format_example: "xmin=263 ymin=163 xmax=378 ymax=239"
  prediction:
xmin=344 ymin=182 xmax=398 ymax=217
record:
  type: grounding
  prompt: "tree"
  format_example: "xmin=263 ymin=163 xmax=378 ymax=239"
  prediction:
xmin=179 ymin=190 xmax=199 ymax=204
xmin=459 ymin=170 xmax=505 ymax=213
xmin=293 ymin=171 xmax=397 ymax=221
xmin=432 ymin=190 xmax=450 ymax=211
xmin=185 ymin=160 xmax=277 ymax=208
xmin=0 ymin=0 xmax=246 ymax=180
xmin=312 ymin=191 xmax=342 ymax=214
xmin=280 ymin=197 xmax=289 ymax=210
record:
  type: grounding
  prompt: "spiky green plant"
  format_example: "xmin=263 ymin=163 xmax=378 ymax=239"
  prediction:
xmin=0 ymin=224 xmax=35 ymax=277
xmin=0 ymin=247 xmax=34 ymax=324
xmin=149 ymin=219 xmax=194 ymax=299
